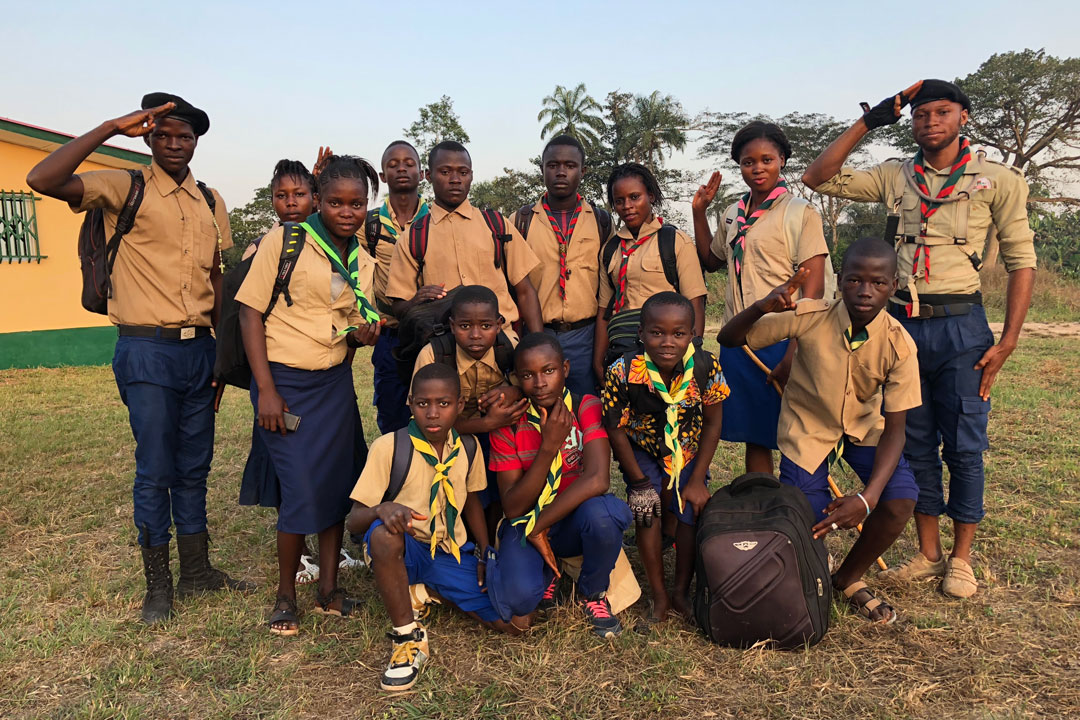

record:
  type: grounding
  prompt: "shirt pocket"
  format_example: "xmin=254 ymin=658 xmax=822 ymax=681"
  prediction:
xmin=851 ymin=355 xmax=887 ymax=403
xmin=900 ymin=191 xmax=921 ymax=237
xmin=197 ymin=221 xmax=220 ymax=270
xmin=638 ymin=248 xmax=670 ymax=288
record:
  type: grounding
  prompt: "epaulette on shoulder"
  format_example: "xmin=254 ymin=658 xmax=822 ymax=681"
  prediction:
xmin=794 ymin=298 xmax=832 ymax=315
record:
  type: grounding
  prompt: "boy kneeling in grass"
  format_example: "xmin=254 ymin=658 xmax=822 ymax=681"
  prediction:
xmin=346 ymin=363 xmax=528 ymax=693
xmin=718 ymin=237 xmax=921 ymax=624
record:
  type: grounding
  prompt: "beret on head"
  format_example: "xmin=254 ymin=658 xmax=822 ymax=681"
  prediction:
xmin=141 ymin=92 xmax=210 ymax=136
xmin=910 ymin=79 xmax=971 ymax=112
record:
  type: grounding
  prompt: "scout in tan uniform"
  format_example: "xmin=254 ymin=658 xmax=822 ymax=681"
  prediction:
xmin=593 ymin=163 xmax=708 ymax=380
xmin=514 ymin=134 xmax=613 ymax=395
xmin=384 ymin=140 xmax=544 ymax=338
xmin=690 ymin=121 xmax=831 ymax=475
xmin=803 ymin=80 xmax=1036 ymax=598
xmin=719 ymin=238 xmax=922 ymax=623
xmin=26 ymin=93 xmax=253 ymax=625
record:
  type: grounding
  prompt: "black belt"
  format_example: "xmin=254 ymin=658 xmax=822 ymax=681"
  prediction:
xmin=544 ymin=318 xmax=594 ymax=333
xmin=891 ymin=291 xmax=981 ymax=320
xmin=118 ymin=325 xmax=211 ymax=340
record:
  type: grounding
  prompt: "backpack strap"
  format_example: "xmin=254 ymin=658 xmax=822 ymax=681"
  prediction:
xmin=590 ymin=203 xmax=613 ymax=242
xmin=365 ymin=211 xmax=382 ymax=259
xmin=657 ymin=224 xmax=680 ymax=293
xmin=383 ymin=428 xmax=415 ymax=503
xmin=493 ymin=331 xmax=515 ymax=379
xmin=105 ymin=170 xmax=147 ymax=280
xmin=461 ymin=433 xmax=478 ymax=468
xmin=430 ymin=332 xmax=457 ymax=369
xmin=195 ymin=180 xmax=216 ymax=213
xmin=569 ymin=392 xmax=583 ymax=418
xmin=601 ymin=234 xmax=622 ymax=319
xmin=263 ymin=223 xmax=307 ymax=321
xmin=514 ymin=204 xmax=533 ymax=239
xmin=408 ymin=213 xmax=432 ymax=288
xmin=480 ymin=208 xmax=518 ymax=303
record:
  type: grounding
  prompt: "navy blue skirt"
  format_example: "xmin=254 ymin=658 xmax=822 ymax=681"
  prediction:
xmin=238 ymin=423 xmax=281 ymax=508
xmin=250 ymin=362 xmax=364 ymax=534
xmin=718 ymin=341 xmax=788 ymax=448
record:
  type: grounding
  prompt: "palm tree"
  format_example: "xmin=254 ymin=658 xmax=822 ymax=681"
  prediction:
xmin=537 ymin=83 xmax=607 ymax=150
xmin=629 ymin=91 xmax=689 ymax=171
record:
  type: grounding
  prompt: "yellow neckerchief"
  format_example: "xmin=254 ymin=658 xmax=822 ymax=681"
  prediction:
xmin=642 ymin=344 xmax=696 ymax=512
xmin=407 ymin=420 xmax=463 ymax=562
xmin=509 ymin=388 xmax=575 ymax=542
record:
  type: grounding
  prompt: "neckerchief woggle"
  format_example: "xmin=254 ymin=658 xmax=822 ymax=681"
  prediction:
xmin=509 ymin=388 xmax=575 ymax=544
xmin=731 ymin=179 xmax=788 ymax=288
xmin=910 ymin=137 xmax=972 ymax=284
xmin=407 ymin=420 xmax=463 ymax=562
xmin=643 ymin=344 xmax=696 ymax=512
xmin=299 ymin=214 xmax=381 ymax=328
xmin=379 ymin=196 xmax=430 ymax=242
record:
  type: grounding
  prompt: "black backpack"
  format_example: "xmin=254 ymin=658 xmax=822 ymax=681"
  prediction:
xmin=513 ymin=201 xmax=612 ymax=245
xmin=382 ymin=427 xmax=480 ymax=502
xmin=408 ymin=207 xmax=519 ymax=303
xmin=694 ymin=473 xmax=831 ymax=650
xmin=214 ymin=223 xmax=308 ymax=389
xmin=601 ymin=223 xmax=679 ymax=319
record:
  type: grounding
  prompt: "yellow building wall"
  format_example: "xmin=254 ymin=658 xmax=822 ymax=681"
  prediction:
xmin=0 ymin=142 xmax=128 ymax=333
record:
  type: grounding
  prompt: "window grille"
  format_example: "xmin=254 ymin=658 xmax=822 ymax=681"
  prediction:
xmin=0 ymin=191 xmax=46 ymax=263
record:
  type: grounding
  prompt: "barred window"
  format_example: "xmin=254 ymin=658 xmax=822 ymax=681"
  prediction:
xmin=1 ymin=190 xmax=46 ymax=263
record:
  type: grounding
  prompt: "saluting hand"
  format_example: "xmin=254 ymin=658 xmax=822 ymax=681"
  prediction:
xmin=860 ymin=80 xmax=924 ymax=130
xmin=110 ymin=102 xmax=176 ymax=138
xmin=313 ymin=146 xmax=333 ymax=178
xmin=692 ymin=171 xmax=723 ymax=213
xmin=754 ymin=267 xmax=811 ymax=314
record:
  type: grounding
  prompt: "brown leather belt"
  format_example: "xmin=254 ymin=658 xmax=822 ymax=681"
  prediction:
xmin=544 ymin=318 xmax=594 ymax=333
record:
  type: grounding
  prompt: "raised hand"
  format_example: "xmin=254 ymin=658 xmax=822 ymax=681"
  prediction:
xmin=861 ymin=81 xmax=925 ymax=130
xmin=313 ymin=146 xmax=333 ymax=178
xmin=754 ymin=267 xmax=811 ymax=314
xmin=538 ymin=402 xmax=573 ymax=454
xmin=692 ymin=171 xmax=723 ymax=213
xmin=111 ymin=103 xmax=176 ymax=138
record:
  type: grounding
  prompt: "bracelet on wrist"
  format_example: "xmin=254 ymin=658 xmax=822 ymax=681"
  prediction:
xmin=856 ymin=492 xmax=872 ymax=520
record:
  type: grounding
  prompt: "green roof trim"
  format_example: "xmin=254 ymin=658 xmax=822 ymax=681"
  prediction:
xmin=0 ymin=118 xmax=151 ymax=166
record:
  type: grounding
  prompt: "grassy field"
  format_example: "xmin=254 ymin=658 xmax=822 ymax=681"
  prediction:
xmin=2 ymin=280 xmax=1079 ymax=718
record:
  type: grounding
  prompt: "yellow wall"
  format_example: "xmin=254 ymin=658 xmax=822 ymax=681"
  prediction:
xmin=0 ymin=142 xmax=130 ymax=333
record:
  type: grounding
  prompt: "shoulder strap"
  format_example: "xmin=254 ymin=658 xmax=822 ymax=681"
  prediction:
xmin=106 ymin=169 xmax=147 ymax=276
xmin=514 ymin=204 xmax=533 ymax=239
xmin=408 ymin=213 xmax=432 ymax=287
xmin=692 ymin=347 xmax=712 ymax=393
xmin=195 ymin=180 xmax=216 ymax=213
xmin=461 ymin=433 xmax=478 ymax=468
xmin=493 ymin=332 xmax=515 ymax=377
xmin=590 ymin=203 xmax=613 ymax=242
xmin=365 ymin=211 xmax=382 ymax=259
xmin=384 ymin=428 xmax=415 ymax=502
xmin=263 ymin=223 xmax=307 ymax=321
xmin=782 ymin=197 xmax=810 ymax=270
xmin=481 ymin=208 xmax=517 ymax=303
xmin=430 ymin=332 xmax=457 ymax=368
xmin=601 ymin=235 xmax=622 ymax=317
xmin=657 ymin=224 xmax=679 ymax=293
xmin=569 ymin=392 xmax=583 ymax=418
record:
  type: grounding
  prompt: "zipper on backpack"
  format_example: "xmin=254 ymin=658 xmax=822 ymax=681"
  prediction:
xmin=816 ymin=578 xmax=824 ymax=596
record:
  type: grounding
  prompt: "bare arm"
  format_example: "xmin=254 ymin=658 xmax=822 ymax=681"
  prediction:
xmin=514 ymin=276 xmax=544 ymax=334
xmin=691 ymin=171 xmax=724 ymax=271
xmin=801 ymin=121 xmax=870 ymax=190
xmin=239 ymin=303 xmax=287 ymax=434
xmin=717 ymin=269 xmax=809 ymax=347
xmin=692 ymin=295 xmax=706 ymax=337
xmin=592 ymin=307 xmax=609 ymax=382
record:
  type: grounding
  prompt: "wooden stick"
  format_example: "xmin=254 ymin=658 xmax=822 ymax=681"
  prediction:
xmin=741 ymin=345 xmax=888 ymax=571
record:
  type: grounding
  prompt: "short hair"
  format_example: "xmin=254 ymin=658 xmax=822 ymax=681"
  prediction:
xmin=542 ymin=134 xmax=586 ymax=164
xmin=841 ymin=237 xmax=898 ymax=275
xmin=317 ymin=154 xmax=379 ymax=197
xmin=270 ymin=159 xmax=315 ymax=193
xmin=412 ymin=362 xmax=461 ymax=396
xmin=607 ymin=162 xmax=663 ymax=207
xmin=731 ymin=121 xmax=792 ymax=164
xmin=641 ymin=291 xmax=694 ymax=325
xmin=428 ymin=140 xmax=470 ymax=169
xmin=381 ymin=140 xmax=420 ymax=165
xmin=450 ymin=285 xmax=499 ymax=317
xmin=514 ymin=332 xmax=565 ymax=370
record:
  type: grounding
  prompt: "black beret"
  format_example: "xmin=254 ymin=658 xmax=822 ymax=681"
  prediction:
xmin=141 ymin=92 xmax=210 ymax=136
xmin=910 ymin=79 xmax=971 ymax=112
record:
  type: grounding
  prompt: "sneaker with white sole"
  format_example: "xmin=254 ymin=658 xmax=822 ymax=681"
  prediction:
xmin=880 ymin=551 xmax=945 ymax=582
xmin=380 ymin=625 xmax=429 ymax=692
xmin=581 ymin=592 xmax=622 ymax=638
xmin=941 ymin=557 xmax=978 ymax=598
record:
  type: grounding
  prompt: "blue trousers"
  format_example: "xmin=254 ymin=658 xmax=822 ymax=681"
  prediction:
xmin=543 ymin=322 xmax=598 ymax=396
xmin=630 ymin=445 xmax=709 ymax=525
xmin=779 ymin=444 xmax=920 ymax=520
xmin=372 ymin=328 xmax=411 ymax=434
xmin=890 ymin=304 xmax=993 ymax=524
xmin=113 ymin=334 xmax=216 ymax=547
xmin=490 ymin=494 xmax=631 ymax=619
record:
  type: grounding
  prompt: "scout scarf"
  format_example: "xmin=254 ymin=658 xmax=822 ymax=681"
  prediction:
xmin=612 ymin=217 xmax=660 ymax=313
xmin=408 ymin=420 xmax=464 ymax=562
xmin=643 ymin=343 xmax=696 ymax=512
xmin=911 ymin=137 xmax=972 ymax=282
xmin=542 ymin=194 xmax=582 ymax=300
xmin=731 ymin=179 xmax=788 ymax=287
xmin=378 ymin=196 xmax=429 ymax=242
xmin=509 ymin=388 xmax=575 ymax=543
xmin=827 ymin=326 xmax=869 ymax=467
xmin=300 ymin=214 xmax=381 ymax=325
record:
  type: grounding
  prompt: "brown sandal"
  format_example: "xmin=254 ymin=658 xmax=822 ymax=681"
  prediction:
xmin=838 ymin=580 xmax=897 ymax=625
xmin=312 ymin=587 xmax=361 ymax=618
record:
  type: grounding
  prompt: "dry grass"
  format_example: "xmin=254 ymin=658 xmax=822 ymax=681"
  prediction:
xmin=1 ymin=336 xmax=1079 ymax=719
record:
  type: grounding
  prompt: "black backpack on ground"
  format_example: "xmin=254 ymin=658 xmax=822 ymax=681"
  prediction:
xmin=694 ymin=472 xmax=831 ymax=650
xmin=382 ymin=427 xmax=480 ymax=502
xmin=513 ymin=201 xmax=613 ymax=245
xmin=214 ymin=223 xmax=308 ymax=389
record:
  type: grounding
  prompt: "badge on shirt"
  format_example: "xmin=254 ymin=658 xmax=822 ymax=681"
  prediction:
xmin=562 ymin=425 xmax=583 ymax=468
xmin=973 ymin=177 xmax=993 ymax=191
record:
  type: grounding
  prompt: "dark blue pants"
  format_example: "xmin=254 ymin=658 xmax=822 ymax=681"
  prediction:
xmin=113 ymin=334 xmax=216 ymax=547
xmin=779 ymin=444 xmax=919 ymax=520
xmin=890 ymin=304 xmax=993 ymax=524
xmin=372 ymin=328 xmax=411 ymax=434
xmin=543 ymin=322 xmax=598 ymax=396
xmin=490 ymin=494 xmax=631 ymax=618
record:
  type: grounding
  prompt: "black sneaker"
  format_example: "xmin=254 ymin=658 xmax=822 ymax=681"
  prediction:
xmin=581 ymin=592 xmax=622 ymax=638
xmin=380 ymin=626 xmax=429 ymax=692
xmin=538 ymin=575 xmax=560 ymax=612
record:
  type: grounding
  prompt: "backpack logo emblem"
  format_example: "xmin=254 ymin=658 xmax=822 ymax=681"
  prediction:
xmin=733 ymin=541 xmax=757 ymax=551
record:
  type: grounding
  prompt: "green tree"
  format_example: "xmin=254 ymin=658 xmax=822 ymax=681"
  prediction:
xmin=537 ymin=83 xmax=606 ymax=151
xmin=223 ymin=184 xmax=274 ymax=271
xmin=470 ymin=167 xmax=545 ymax=217
xmin=628 ymin=91 xmax=689 ymax=171
xmin=1030 ymin=206 xmax=1080 ymax=277
xmin=404 ymin=95 xmax=471 ymax=167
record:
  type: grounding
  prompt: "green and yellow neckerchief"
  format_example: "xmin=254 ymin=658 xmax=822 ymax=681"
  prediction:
xmin=643 ymin=344 xmax=696 ymax=511
xmin=300 ymin=214 xmax=380 ymax=325
xmin=407 ymin=420 xmax=463 ymax=562
xmin=509 ymin=388 xmax=575 ymax=542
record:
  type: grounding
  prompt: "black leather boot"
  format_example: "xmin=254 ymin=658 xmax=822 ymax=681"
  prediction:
xmin=140 ymin=542 xmax=174 ymax=625
xmin=175 ymin=531 xmax=255 ymax=599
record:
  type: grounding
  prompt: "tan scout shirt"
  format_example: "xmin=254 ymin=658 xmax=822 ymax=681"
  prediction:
xmin=235 ymin=225 xmax=375 ymax=371
xmin=75 ymin=160 xmax=233 ymax=327
xmin=412 ymin=342 xmax=515 ymax=419
xmin=815 ymin=155 xmax=1036 ymax=295
xmin=746 ymin=299 xmax=921 ymax=472
xmin=598 ymin=216 xmax=708 ymax=312
xmin=364 ymin=199 xmax=428 ymax=328
xmin=522 ymin=200 xmax=608 ymax=323
xmin=384 ymin=199 xmax=540 ymax=325
xmin=711 ymin=193 xmax=830 ymax=322
xmin=350 ymin=431 xmax=487 ymax=555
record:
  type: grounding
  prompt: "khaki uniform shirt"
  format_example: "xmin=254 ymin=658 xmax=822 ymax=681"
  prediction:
xmin=235 ymin=225 xmax=375 ymax=371
xmin=384 ymin=199 xmax=540 ymax=325
xmin=746 ymin=299 xmax=921 ymax=472
xmin=364 ymin=199 xmax=427 ymax=328
xmin=598 ymin=216 xmax=707 ymax=312
xmin=814 ymin=155 xmax=1036 ymax=295
xmin=75 ymin=160 xmax=233 ymax=327
xmin=522 ymin=201 xmax=608 ymax=323
xmin=412 ymin=342 xmax=514 ymax=419
xmin=350 ymin=431 xmax=487 ymax=555
xmin=711 ymin=193 xmax=830 ymax=322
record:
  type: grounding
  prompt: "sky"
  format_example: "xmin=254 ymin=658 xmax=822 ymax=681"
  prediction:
xmin=5 ymin=0 xmax=1079 ymax=210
